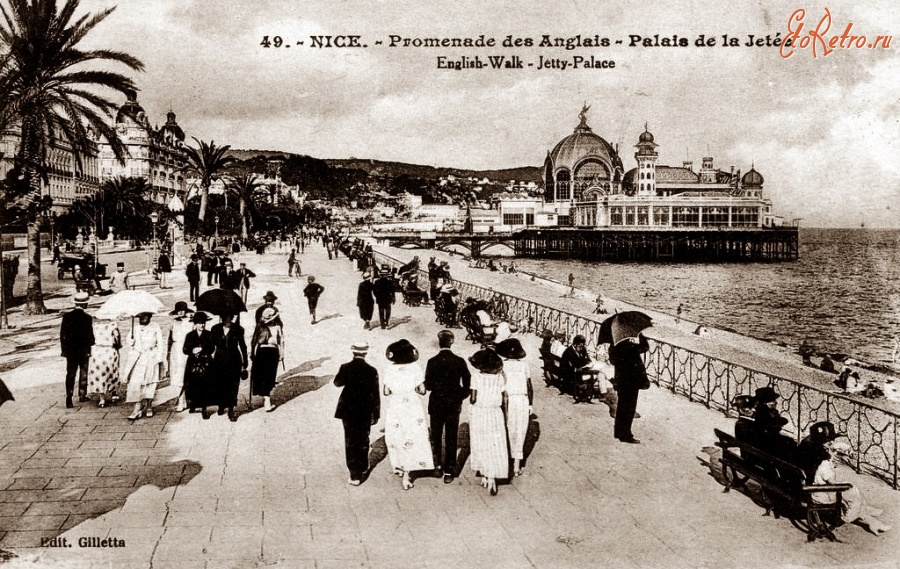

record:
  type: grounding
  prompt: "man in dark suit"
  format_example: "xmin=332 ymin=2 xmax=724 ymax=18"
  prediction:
xmin=608 ymin=334 xmax=650 ymax=444
xmin=186 ymin=254 xmax=201 ymax=302
xmin=236 ymin=262 xmax=256 ymax=304
xmin=424 ymin=330 xmax=471 ymax=483
xmin=372 ymin=266 xmax=397 ymax=329
xmin=333 ymin=341 xmax=380 ymax=486
xmin=60 ymin=292 xmax=95 ymax=408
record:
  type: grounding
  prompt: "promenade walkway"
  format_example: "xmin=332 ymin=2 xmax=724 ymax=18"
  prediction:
xmin=0 ymin=243 xmax=897 ymax=568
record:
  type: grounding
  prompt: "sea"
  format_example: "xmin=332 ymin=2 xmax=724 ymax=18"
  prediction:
xmin=511 ymin=228 xmax=900 ymax=368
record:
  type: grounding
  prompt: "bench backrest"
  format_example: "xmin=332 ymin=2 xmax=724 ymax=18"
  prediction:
xmin=714 ymin=428 xmax=807 ymax=491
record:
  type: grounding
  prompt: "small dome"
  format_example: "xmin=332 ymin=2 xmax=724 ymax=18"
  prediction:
xmin=116 ymin=90 xmax=146 ymax=125
xmin=742 ymin=167 xmax=764 ymax=187
xmin=639 ymin=129 xmax=654 ymax=143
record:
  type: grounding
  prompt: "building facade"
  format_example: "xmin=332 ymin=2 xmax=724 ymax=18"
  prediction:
xmin=0 ymin=129 xmax=101 ymax=215
xmin=97 ymin=91 xmax=189 ymax=205
xmin=539 ymin=107 xmax=780 ymax=230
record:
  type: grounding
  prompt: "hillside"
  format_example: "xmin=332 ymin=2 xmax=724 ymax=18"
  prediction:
xmin=227 ymin=149 xmax=541 ymax=184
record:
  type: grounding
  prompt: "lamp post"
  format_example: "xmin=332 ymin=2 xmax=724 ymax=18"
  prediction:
xmin=149 ymin=212 xmax=158 ymax=273
xmin=214 ymin=215 xmax=219 ymax=241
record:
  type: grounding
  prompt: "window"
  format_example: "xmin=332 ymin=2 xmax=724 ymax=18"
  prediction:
xmin=625 ymin=206 xmax=636 ymax=225
xmin=525 ymin=213 xmax=534 ymax=225
xmin=557 ymin=215 xmax=571 ymax=226
xmin=672 ymin=207 xmax=700 ymax=227
xmin=653 ymin=206 xmax=669 ymax=226
xmin=610 ymin=207 xmax=623 ymax=226
xmin=637 ymin=206 xmax=649 ymax=225
xmin=503 ymin=213 xmax=524 ymax=226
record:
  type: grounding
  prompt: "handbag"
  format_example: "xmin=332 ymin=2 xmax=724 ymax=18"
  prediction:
xmin=188 ymin=355 xmax=209 ymax=377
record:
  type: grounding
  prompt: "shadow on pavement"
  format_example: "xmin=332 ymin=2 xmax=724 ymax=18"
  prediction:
xmin=386 ymin=316 xmax=412 ymax=330
xmin=364 ymin=436 xmax=389 ymax=483
xmin=240 ymin=357 xmax=334 ymax=414
xmin=521 ymin=413 xmax=541 ymax=468
xmin=314 ymin=313 xmax=342 ymax=324
xmin=456 ymin=422 xmax=471 ymax=475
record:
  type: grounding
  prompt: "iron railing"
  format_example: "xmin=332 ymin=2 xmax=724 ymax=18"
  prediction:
xmin=372 ymin=251 xmax=900 ymax=489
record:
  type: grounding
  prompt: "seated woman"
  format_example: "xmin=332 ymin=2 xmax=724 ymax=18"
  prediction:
xmin=750 ymin=387 xmax=797 ymax=461
xmin=801 ymin=422 xmax=890 ymax=535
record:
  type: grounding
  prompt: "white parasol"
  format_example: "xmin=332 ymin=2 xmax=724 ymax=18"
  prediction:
xmin=95 ymin=290 xmax=165 ymax=320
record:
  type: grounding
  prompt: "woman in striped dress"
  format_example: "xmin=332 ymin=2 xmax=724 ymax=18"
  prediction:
xmin=496 ymin=338 xmax=533 ymax=477
xmin=468 ymin=348 xmax=508 ymax=496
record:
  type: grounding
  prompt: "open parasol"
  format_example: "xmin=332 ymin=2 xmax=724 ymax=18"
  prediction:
xmin=597 ymin=311 xmax=653 ymax=346
xmin=95 ymin=290 xmax=165 ymax=320
xmin=195 ymin=289 xmax=246 ymax=316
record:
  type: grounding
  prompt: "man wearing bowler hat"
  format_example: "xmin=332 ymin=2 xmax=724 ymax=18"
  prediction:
xmin=60 ymin=293 xmax=95 ymax=408
xmin=185 ymin=254 xmax=201 ymax=302
xmin=424 ymin=330 xmax=471 ymax=483
xmin=333 ymin=341 xmax=380 ymax=486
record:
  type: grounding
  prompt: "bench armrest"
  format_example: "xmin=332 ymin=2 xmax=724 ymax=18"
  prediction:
xmin=802 ymin=483 xmax=853 ymax=494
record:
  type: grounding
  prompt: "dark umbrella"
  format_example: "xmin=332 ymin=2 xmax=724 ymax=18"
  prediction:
xmin=195 ymin=289 xmax=247 ymax=316
xmin=597 ymin=311 xmax=652 ymax=346
xmin=0 ymin=378 xmax=13 ymax=407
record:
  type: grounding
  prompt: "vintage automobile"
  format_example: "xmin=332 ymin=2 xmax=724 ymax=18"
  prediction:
xmin=57 ymin=252 xmax=107 ymax=280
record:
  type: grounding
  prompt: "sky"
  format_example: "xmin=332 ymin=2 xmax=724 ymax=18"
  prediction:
xmin=75 ymin=0 xmax=900 ymax=228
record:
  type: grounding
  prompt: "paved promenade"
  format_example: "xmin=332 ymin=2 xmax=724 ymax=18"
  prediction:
xmin=0 ymin=243 xmax=897 ymax=568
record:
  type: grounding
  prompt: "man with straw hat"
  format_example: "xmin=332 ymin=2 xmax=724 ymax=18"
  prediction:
xmin=60 ymin=292 xmax=94 ymax=408
xmin=333 ymin=341 xmax=380 ymax=486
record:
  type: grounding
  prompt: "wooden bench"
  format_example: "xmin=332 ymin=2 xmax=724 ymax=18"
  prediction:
xmin=539 ymin=349 xmax=564 ymax=389
xmin=713 ymin=428 xmax=852 ymax=542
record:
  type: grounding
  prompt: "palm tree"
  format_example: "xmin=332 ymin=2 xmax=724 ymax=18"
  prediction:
xmin=183 ymin=138 xmax=235 ymax=224
xmin=225 ymin=172 xmax=265 ymax=240
xmin=0 ymin=0 xmax=143 ymax=314
xmin=75 ymin=176 xmax=150 ymax=237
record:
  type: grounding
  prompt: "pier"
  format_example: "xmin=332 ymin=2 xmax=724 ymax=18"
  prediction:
xmin=376 ymin=227 xmax=800 ymax=261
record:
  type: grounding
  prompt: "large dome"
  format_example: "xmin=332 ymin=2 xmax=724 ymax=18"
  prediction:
xmin=548 ymin=121 xmax=622 ymax=175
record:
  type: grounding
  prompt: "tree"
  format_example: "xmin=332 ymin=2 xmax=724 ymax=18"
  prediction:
xmin=0 ymin=0 xmax=143 ymax=314
xmin=224 ymin=172 xmax=265 ymax=240
xmin=183 ymin=138 xmax=235 ymax=225
xmin=74 ymin=176 xmax=151 ymax=239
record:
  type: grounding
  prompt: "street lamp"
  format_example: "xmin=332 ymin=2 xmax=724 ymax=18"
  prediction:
xmin=214 ymin=215 xmax=219 ymax=241
xmin=149 ymin=212 xmax=158 ymax=273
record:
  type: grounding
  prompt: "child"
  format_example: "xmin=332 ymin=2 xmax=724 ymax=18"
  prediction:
xmin=303 ymin=276 xmax=325 ymax=324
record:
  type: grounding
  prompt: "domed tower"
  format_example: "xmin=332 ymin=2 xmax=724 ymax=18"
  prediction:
xmin=161 ymin=110 xmax=185 ymax=145
xmin=634 ymin=124 xmax=658 ymax=196
xmin=741 ymin=165 xmax=764 ymax=197
xmin=542 ymin=104 xmax=624 ymax=203
xmin=116 ymin=89 xmax=148 ymax=127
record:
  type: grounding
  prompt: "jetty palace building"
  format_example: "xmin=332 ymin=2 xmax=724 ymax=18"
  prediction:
xmin=491 ymin=109 xmax=798 ymax=261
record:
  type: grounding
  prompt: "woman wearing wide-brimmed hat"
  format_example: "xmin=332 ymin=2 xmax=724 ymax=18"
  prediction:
xmin=168 ymin=301 xmax=194 ymax=412
xmin=468 ymin=348 xmax=509 ymax=495
xmin=800 ymin=421 xmax=891 ymax=535
xmin=496 ymin=338 xmax=533 ymax=476
xmin=123 ymin=312 xmax=166 ymax=421
xmin=251 ymin=307 xmax=284 ymax=412
xmin=209 ymin=313 xmax=248 ymax=422
xmin=383 ymin=339 xmax=434 ymax=490
xmin=182 ymin=312 xmax=215 ymax=417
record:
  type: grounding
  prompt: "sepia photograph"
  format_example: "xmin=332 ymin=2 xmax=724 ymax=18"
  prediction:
xmin=0 ymin=0 xmax=898 ymax=567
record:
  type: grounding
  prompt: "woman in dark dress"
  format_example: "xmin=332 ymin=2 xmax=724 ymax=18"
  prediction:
xmin=157 ymin=250 xmax=172 ymax=289
xmin=182 ymin=312 xmax=216 ymax=418
xmin=209 ymin=313 xmax=248 ymax=422
xmin=250 ymin=307 xmax=283 ymax=412
xmin=356 ymin=271 xmax=375 ymax=330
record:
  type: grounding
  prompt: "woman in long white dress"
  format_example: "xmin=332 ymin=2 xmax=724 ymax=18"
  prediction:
xmin=86 ymin=319 xmax=122 ymax=408
xmin=124 ymin=312 xmax=166 ymax=421
xmin=469 ymin=348 xmax=509 ymax=496
xmin=496 ymin=338 xmax=533 ymax=476
xmin=168 ymin=301 xmax=193 ymax=412
xmin=383 ymin=339 xmax=434 ymax=490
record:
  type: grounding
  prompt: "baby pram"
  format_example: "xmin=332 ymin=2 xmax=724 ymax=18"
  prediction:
xmin=400 ymin=275 xmax=429 ymax=307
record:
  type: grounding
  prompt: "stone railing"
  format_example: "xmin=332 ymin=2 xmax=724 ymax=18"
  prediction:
xmin=372 ymin=250 xmax=900 ymax=489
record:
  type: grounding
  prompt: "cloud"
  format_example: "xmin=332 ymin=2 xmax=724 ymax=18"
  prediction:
xmin=74 ymin=0 xmax=899 ymax=226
